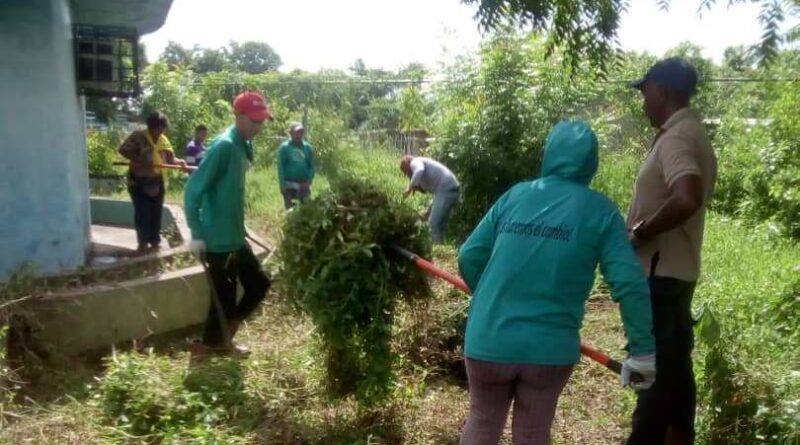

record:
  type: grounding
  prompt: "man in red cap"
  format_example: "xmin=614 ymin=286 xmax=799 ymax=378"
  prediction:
xmin=184 ymin=91 xmax=274 ymax=356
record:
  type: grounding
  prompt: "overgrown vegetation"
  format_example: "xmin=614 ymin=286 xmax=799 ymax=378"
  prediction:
xmin=86 ymin=128 xmax=126 ymax=176
xmin=9 ymin=28 xmax=800 ymax=444
xmin=691 ymin=218 xmax=800 ymax=445
xmin=430 ymin=33 xmax=599 ymax=240
xmin=0 ymin=266 xmax=38 ymax=426
xmin=97 ymin=351 xmax=250 ymax=443
xmin=279 ymin=177 xmax=432 ymax=404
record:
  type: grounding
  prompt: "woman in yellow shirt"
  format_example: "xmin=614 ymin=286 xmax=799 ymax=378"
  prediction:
xmin=118 ymin=112 xmax=186 ymax=254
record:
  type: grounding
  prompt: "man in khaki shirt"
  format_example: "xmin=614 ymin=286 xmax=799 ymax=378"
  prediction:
xmin=626 ymin=58 xmax=717 ymax=445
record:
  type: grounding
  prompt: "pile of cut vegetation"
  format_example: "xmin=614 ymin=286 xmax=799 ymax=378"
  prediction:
xmin=279 ymin=177 xmax=432 ymax=404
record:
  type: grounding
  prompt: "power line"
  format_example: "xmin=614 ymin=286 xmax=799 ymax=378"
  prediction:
xmin=606 ymin=77 xmax=800 ymax=83
xmin=181 ymin=76 xmax=800 ymax=88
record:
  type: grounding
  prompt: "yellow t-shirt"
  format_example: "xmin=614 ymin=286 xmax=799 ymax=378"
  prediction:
xmin=118 ymin=129 xmax=174 ymax=185
xmin=143 ymin=130 xmax=174 ymax=183
xmin=627 ymin=108 xmax=718 ymax=282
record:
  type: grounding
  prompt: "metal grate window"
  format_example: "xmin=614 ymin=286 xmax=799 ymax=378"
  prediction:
xmin=73 ymin=25 xmax=141 ymax=97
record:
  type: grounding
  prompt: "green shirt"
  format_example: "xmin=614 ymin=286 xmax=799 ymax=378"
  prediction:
xmin=458 ymin=121 xmax=655 ymax=365
xmin=184 ymin=126 xmax=253 ymax=253
xmin=277 ymin=140 xmax=315 ymax=188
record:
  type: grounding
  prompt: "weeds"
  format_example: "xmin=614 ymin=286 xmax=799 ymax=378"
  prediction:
xmin=95 ymin=350 xmax=250 ymax=443
xmin=278 ymin=177 xmax=432 ymax=404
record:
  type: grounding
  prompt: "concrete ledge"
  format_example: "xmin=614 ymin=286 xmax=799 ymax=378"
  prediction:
xmin=91 ymin=196 xmax=176 ymax=229
xmin=26 ymin=264 xmax=210 ymax=354
xmin=21 ymin=236 xmax=272 ymax=355
xmin=13 ymin=197 xmax=274 ymax=355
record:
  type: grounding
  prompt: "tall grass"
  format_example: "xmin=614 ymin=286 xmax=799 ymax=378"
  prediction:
xmin=694 ymin=215 xmax=799 ymax=444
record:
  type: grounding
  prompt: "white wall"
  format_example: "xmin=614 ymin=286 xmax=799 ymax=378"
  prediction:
xmin=0 ymin=0 xmax=91 ymax=280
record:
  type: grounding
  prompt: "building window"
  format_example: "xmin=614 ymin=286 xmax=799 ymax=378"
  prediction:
xmin=73 ymin=25 xmax=141 ymax=97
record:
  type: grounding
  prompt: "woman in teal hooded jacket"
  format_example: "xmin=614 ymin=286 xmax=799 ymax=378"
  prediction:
xmin=458 ymin=121 xmax=656 ymax=445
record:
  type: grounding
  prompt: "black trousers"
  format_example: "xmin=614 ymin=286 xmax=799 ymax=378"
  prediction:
xmin=128 ymin=175 xmax=165 ymax=247
xmin=202 ymin=246 xmax=270 ymax=347
xmin=628 ymin=275 xmax=697 ymax=444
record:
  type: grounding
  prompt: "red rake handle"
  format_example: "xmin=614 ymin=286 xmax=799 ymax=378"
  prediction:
xmin=393 ymin=245 xmax=471 ymax=293
xmin=580 ymin=344 xmax=623 ymax=374
xmin=391 ymin=245 xmax=637 ymax=380
xmin=114 ymin=161 xmax=197 ymax=171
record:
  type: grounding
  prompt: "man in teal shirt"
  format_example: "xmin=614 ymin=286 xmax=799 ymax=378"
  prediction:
xmin=458 ymin=121 xmax=656 ymax=445
xmin=277 ymin=122 xmax=315 ymax=209
xmin=184 ymin=91 xmax=273 ymax=356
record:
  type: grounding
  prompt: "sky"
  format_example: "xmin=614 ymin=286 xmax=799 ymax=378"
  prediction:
xmin=141 ymin=0 xmax=798 ymax=73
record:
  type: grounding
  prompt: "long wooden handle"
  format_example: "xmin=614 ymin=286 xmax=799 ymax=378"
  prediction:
xmin=113 ymin=161 xmax=197 ymax=171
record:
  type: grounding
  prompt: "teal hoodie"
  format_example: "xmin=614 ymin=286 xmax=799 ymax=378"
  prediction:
xmin=458 ymin=121 xmax=655 ymax=365
xmin=184 ymin=126 xmax=253 ymax=253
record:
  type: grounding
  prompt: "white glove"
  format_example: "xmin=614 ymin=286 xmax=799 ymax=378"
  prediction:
xmin=189 ymin=240 xmax=206 ymax=259
xmin=621 ymin=353 xmax=656 ymax=391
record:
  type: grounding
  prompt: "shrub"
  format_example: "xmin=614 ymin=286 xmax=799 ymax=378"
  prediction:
xmin=278 ymin=177 xmax=432 ymax=404
xmin=760 ymin=83 xmax=800 ymax=238
xmin=430 ymin=33 xmax=598 ymax=241
xmin=87 ymin=128 xmax=126 ymax=176
xmin=696 ymin=307 xmax=799 ymax=445
xmin=706 ymin=77 xmax=800 ymax=239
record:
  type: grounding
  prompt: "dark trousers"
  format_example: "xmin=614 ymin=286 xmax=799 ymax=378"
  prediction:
xmin=128 ymin=175 xmax=165 ymax=247
xmin=202 ymin=246 xmax=270 ymax=347
xmin=628 ymin=276 xmax=697 ymax=444
xmin=282 ymin=187 xmax=310 ymax=210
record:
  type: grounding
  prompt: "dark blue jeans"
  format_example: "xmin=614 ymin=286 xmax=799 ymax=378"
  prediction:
xmin=128 ymin=175 xmax=164 ymax=247
xmin=628 ymin=275 xmax=697 ymax=444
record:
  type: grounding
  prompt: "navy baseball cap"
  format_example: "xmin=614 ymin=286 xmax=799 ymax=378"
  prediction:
xmin=631 ymin=57 xmax=698 ymax=95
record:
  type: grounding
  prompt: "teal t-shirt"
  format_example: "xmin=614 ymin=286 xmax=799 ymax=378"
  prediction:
xmin=184 ymin=126 xmax=252 ymax=253
xmin=277 ymin=140 xmax=315 ymax=188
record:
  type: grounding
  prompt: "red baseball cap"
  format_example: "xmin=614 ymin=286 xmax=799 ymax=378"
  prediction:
xmin=233 ymin=91 xmax=273 ymax=122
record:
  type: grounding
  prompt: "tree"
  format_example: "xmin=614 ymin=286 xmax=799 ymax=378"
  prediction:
xmin=723 ymin=46 xmax=759 ymax=72
xmin=464 ymin=0 xmax=800 ymax=71
xmin=159 ymin=41 xmax=195 ymax=70
xmin=398 ymin=87 xmax=428 ymax=131
xmin=194 ymin=47 xmax=230 ymax=73
xmin=228 ymin=41 xmax=282 ymax=73
xmin=158 ymin=40 xmax=282 ymax=74
xmin=350 ymin=58 xmax=368 ymax=76
xmin=431 ymin=33 xmax=600 ymax=240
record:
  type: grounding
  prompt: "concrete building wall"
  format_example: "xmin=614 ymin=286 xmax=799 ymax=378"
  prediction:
xmin=0 ymin=0 xmax=91 ymax=279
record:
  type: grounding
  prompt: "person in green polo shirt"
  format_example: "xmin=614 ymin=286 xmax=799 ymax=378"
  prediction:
xmin=458 ymin=121 xmax=656 ymax=445
xmin=277 ymin=122 xmax=315 ymax=209
xmin=184 ymin=91 xmax=274 ymax=356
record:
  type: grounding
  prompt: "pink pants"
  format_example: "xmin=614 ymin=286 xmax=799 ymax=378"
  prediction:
xmin=460 ymin=358 xmax=573 ymax=445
